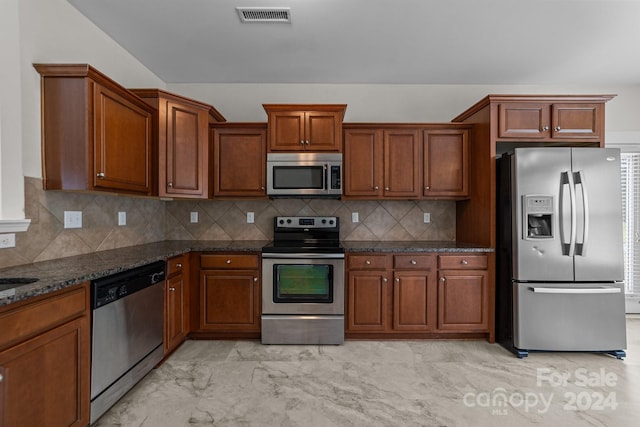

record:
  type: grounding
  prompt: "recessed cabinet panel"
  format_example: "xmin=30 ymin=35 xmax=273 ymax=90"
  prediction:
xmin=423 ymin=130 xmax=468 ymax=197
xmin=552 ymin=103 xmax=601 ymax=138
xmin=347 ymin=272 xmax=388 ymax=331
xmin=343 ymin=129 xmax=382 ymax=197
xmin=166 ymin=103 xmax=203 ymax=194
xmin=383 ymin=130 xmax=421 ymax=198
xmin=498 ymin=103 xmax=549 ymax=139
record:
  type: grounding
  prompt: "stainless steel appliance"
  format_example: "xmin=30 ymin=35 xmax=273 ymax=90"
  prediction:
xmin=496 ymin=147 xmax=627 ymax=358
xmin=261 ymin=216 xmax=345 ymax=344
xmin=90 ymin=261 xmax=165 ymax=423
xmin=266 ymin=153 xmax=342 ymax=197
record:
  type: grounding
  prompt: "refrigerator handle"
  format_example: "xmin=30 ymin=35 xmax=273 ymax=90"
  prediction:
xmin=560 ymin=171 xmax=577 ymax=256
xmin=574 ymin=170 xmax=589 ymax=256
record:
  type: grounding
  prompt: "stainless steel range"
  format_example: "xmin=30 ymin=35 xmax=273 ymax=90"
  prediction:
xmin=261 ymin=216 xmax=344 ymax=345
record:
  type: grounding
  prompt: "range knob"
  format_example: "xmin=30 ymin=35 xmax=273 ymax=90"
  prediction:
xmin=286 ymin=219 xmax=292 ymax=224
xmin=329 ymin=219 xmax=335 ymax=225
xmin=322 ymin=219 xmax=327 ymax=224
xmin=279 ymin=219 xmax=285 ymax=225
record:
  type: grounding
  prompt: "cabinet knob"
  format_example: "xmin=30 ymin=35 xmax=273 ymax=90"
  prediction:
xmin=168 ymin=182 xmax=173 ymax=188
xmin=300 ymin=140 xmax=305 ymax=145
xmin=385 ymin=187 xmax=390 ymax=191
xmin=96 ymin=172 xmax=105 ymax=178
xmin=176 ymin=263 xmax=183 ymax=268
xmin=382 ymin=277 xmax=388 ymax=283
xmin=541 ymin=126 xmax=550 ymax=132
xmin=365 ymin=260 xmax=371 ymax=265
xmin=425 ymin=186 xmax=430 ymax=190
xmin=374 ymin=186 xmax=379 ymax=190
xmin=410 ymin=259 xmax=417 ymax=265
xmin=461 ymin=259 xmax=468 ymax=265
xmin=395 ymin=278 xmax=400 ymax=283
xmin=261 ymin=186 xmax=265 ymax=190
xmin=169 ymin=287 xmax=176 ymax=292
xmin=226 ymin=259 xmax=231 ymax=264
xmin=554 ymin=126 xmax=561 ymax=131
xmin=440 ymin=277 xmax=446 ymax=282
xmin=0 ymin=373 xmax=3 ymax=383
xmin=254 ymin=277 xmax=258 ymax=282
xmin=305 ymin=140 xmax=310 ymax=145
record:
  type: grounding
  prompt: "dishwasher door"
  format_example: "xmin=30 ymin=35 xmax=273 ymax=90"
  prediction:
xmin=91 ymin=282 xmax=164 ymax=398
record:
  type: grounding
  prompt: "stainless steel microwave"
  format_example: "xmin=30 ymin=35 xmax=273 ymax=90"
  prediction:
xmin=266 ymin=153 xmax=342 ymax=197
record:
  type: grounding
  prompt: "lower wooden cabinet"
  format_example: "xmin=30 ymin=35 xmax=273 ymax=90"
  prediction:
xmin=165 ymin=254 xmax=189 ymax=355
xmin=0 ymin=284 xmax=90 ymax=427
xmin=346 ymin=252 xmax=489 ymax=338
xmin=198 ymin=254 xmax=261 ymax=333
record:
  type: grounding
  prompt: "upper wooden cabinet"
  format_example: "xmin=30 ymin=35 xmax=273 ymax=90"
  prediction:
xmin=211 ymin=123 xmax=267 ymax=198
xmin=34 ymin=64 xmax=156 ymax=195
xmin=423 ymin=129 xmax=468 ymax=198
xmin=263 ymin=104 xmax=347 ymax=152
xmin=130 ymin=89 xmax=225 ymax=198
xmin=495 ymin=97 xmax=612 ymax=141
xmin=343 ymin=124 xmax=470 ymax=200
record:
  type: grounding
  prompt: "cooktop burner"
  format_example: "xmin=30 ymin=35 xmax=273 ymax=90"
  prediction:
xmin=262 ymin=216 xmax=342 ymax=254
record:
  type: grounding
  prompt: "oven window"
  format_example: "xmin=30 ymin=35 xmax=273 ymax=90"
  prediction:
xmin=273 ymin=264 xmax=333 ymax=303
xmin=272 ymin=166 xmax=324 ymax=189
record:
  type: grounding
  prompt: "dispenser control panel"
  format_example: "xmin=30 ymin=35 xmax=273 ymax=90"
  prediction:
xmin=523 ymin=195 xmax=553 ymax=239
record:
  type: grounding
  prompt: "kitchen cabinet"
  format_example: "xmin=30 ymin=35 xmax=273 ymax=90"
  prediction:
xmin=211 ymin=123 xmax=267 ymax=197
xmin=343 ymin=126 xmax=421 ymax=198
xmin=263 ymin=104 xmax=346 ymax=152
xmin=437 ymin=254 xmax=489 ymax=331
xmin=34 ymin=64 xmax=155 ymax=195
xmin=497 ymin=101 xmax=604 ymax=140
xmin=392 ymin=255 xmax=437 ymax=331
xmin=198 ymin=254 xmax=261 ymax=334
xmin=131 ymin=89 xmax=226 ymax=198
xmin=422 ymin=129 xmax=468 ymax=198
xmin=0 ymin=283 xmax=90 ymax=427
xmin=346 ymin=254 xmax=390 ymax=332
xmin=165 ymin=254 xmax=189 ymax=355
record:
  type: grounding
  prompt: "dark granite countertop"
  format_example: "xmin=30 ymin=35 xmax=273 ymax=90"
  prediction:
xmin=0 ymin=240 xmax=491 ymax=307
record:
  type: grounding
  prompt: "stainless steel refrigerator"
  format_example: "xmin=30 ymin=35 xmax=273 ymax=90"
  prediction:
xmin=496 ymin=147 xmax=627 ymax=358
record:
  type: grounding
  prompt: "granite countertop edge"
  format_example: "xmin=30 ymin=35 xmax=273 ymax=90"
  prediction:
xmin=1 ymin=240 xmax=492 ymax=307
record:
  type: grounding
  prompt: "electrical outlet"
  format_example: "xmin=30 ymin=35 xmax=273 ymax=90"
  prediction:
xmin=423 ymin=212 xmax=431 ymax=223
xmin=247 ymin=212 xmax=255 ymax=223
xmin=64 ymin=211 xmax=82 ymax=229
xmin=118 ymin=211 xmax=127 ymax=226
xmin=190 ymin=212 xmax=199 ymax=223
xmin=352 ymin=212 xmax=359 ymax=223
xmin=0 ymin=233 xmax=16 ymax=249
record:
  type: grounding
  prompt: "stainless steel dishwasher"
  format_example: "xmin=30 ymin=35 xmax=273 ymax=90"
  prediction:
xmin=90 ymin=261 xmax=165 ymax=424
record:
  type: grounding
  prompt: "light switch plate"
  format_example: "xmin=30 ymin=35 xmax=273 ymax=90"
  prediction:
xmin=352 ymin=212 xmax=359 ymax=223
xmin=190 ymin=212 xmax=199 ymax=223
xmin=64 ymin=211 xmax=82 ymax=229
xmin=0 ymin=233 xmax=16 ymax=248
xmin=423 ymin=212 xmax=431 ymax=223
xmin=118 ymin=211 xmax=127 ymax=226
xmin=247 ymin=212 xmax=255 ymax=223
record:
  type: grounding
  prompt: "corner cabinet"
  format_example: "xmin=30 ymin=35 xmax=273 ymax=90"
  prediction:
xmin=131 ymin=89 xmax=226 ymax=198
xmin=165 ymin=254 xmax=189 ymax=355
xmin=197 ymin=254 xmax=261 ymax=337
xmin=0 ymin=284 xmax=90 ymax=427
xmin=34 ymin=64 xmax=155 ymax=195
xmin=263 ymin=104 xmax=347 ymax=152
xmin=211 ymin=123 xmax=267 ymax=198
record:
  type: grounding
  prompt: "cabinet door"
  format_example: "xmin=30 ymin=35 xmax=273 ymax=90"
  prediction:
xmin=423 ymin=130 xmax=468 ymax=197
xmin=165 ymin=273 xmax=187 ymax=354
xmin=0 ymin=318 xmax=90 ymax=427
xmin=267 ymin=111 xmax=306 ymax=151
xmin=383 ymin=129 xmax=421 ymax=198
xmin=393 ymin=271 xmax=437 ymax=331
xmin=162 ymin=101 xmax=209 ymax=197
xmin=213 ymin=126 xmax=267 ymax=197
xmin=347 ymin=271 xmax=389 ymax=331
xmin=343 ymin=128 xmax=383 ymax=197
xmin=306 ymin=111 xmax=342 ymax=151
xmin=200 ymin=270 xmax=260 ymax=331
xmin=93 ymin=83 xmax=153 ymax=194
xmin=551 ymin=103 xmax=601 ymax=139
xmin=437 ymin=270 xmax=488 ymax=331
xmin=497 ymin=103 xmax=550 ymax=139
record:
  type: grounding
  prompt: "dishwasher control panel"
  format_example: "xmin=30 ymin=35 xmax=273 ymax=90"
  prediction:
xmin=92 ymin=261 xmax=165 ymax=309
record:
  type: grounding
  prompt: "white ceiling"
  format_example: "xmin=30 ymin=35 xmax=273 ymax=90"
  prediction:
xmin=67 ymin=0 xmax=640 ymax=85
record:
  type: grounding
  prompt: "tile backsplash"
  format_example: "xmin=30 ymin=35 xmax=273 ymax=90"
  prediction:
xmin=1 ymin=177 xmax=454 ymax=268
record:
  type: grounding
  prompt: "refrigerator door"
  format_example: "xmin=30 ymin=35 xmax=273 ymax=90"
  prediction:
xmin=514 ymin=282 xmax=627 ymax=351
xmin=513 ymin=148 xmax=574 ymax=281
xmin=571 ymin=148 xmax=624 ymax=282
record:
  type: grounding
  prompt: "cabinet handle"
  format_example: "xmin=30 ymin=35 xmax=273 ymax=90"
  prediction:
xmin=96 ymin=172 xmax=105 ymax=178
xmin=410 ymin=259 xmax=417 ymax=265
xmin=169 ymin=287 xmax=176 ymax=292
xmin=226 ymin=259 xmax=231 ymax=264
xmin=176 ymin=263 xmax=183 ymax=268
xmin=554 ymin=126 xmax=561 ymax=131
xmin=461 ymin=259 xmax=468 ymax=265
xmin=168 ymin=182 xmax=173 ymax=188
xmin=254 ymin=277 xmax=258 ymax=282
xmin=541 ymin=126 xmax=549 ymax=132
xmin=365 ymin=260 xmax=371 ymax=265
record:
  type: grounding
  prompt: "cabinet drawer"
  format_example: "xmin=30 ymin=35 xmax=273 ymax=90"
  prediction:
xmin=393 ymin=254 xmax=435 ymax=270
xmin=0 ymin=283 xmax=89 ymax=350
xmin=167 ymin=254 xmax=187 ymax=277
xmin=200 ymin=254 xmax=259 ymax=269
xmin=438 ymin=254 xmax=488 ymax=270
xmin=348 ymin=254 xmax=388 ymax=270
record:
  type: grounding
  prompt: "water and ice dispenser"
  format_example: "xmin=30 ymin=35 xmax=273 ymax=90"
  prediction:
xmin=523 ymin=195 xmax=553 ymax=239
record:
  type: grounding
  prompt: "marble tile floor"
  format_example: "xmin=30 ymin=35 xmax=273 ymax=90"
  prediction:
xmin=94 ymin=317 xmax=640 ymax=427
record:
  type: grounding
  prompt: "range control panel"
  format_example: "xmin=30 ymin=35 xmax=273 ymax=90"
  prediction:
xmin=275 ymin=216 xmax=338 ymax=229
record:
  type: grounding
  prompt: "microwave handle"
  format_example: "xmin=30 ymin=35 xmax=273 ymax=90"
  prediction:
xmin=324 ymin=164 xmax=328 ymax=192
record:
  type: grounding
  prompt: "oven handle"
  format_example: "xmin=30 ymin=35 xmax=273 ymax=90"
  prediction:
xmin=262 ymin=253 xmax=345 ymax=259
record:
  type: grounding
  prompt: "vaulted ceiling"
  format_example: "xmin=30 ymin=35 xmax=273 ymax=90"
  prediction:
xmin=68 ymin=0 xmax=640 ymax=85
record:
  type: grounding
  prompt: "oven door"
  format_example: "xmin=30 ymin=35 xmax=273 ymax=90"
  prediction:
xmin=262 ymin=254 xmax=344 ymax=315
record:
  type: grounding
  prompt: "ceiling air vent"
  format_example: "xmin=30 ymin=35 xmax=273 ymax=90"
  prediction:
xmin=236 ymin=7 xmax=291 ymax=23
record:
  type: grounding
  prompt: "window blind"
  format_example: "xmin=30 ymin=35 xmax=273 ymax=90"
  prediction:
xmin=620 ymin=152 xmax=640 ymax=296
